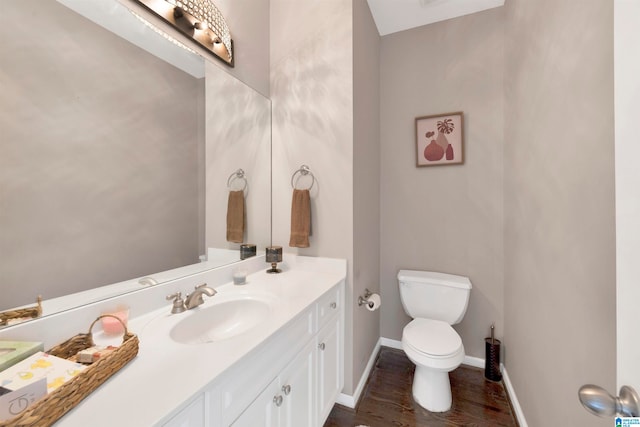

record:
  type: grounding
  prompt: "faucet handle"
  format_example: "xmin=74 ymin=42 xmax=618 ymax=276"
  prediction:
xmin=166 ymin=292 xmax=186 ymax=314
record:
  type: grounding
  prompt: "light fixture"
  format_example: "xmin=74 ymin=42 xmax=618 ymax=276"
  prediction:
xmin=132 ymin=0 xmax=233 ymax=66
xmin=130 ymin=11 xmax=197 ymax=54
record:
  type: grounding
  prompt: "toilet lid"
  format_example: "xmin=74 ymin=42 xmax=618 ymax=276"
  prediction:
xmin=403 ymin=319 xmax=462 ymax=357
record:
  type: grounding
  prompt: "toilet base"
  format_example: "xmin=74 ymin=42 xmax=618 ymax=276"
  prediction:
xmin=412 ymin=365 xmax=452 ymax=412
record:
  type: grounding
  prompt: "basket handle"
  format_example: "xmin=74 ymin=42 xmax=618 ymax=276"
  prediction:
xmin=88 ymin=314 xmax=130 ymax=343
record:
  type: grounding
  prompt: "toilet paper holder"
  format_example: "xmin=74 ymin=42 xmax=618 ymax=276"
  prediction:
xmin=358 ymin=289 xmax=374 ymax=308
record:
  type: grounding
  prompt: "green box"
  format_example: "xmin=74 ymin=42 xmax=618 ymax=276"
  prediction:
xmin=0 ymin=341 xmax=44 ymax=372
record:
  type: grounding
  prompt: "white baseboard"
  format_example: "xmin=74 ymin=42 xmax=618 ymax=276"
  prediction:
xmin=463 ymin=355 xmax=484 ymax=369
xmin=379 ymin=337 xmax=402 ymax=350
xmin=337 ymin=337 xmax=528 ymax=427
xmin=502 ymin=366 xmax=528 ymax=427
xmin=336 ymin=338 xmax=382 ymax=408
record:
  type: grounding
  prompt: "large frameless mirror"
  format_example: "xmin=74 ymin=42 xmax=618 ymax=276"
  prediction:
xmin=0 ymin=0 xmax=271 ymax=327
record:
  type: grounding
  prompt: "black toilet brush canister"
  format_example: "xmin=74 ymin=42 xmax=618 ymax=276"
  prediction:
xmin=484 ymin=324 xmax=502 ymax=382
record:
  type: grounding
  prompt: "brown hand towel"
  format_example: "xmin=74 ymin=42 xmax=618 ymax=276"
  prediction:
xmin=226 ymin=190 xmax=245 ymax=243
xmin=289 ymin=189 xmax=311 ymax=248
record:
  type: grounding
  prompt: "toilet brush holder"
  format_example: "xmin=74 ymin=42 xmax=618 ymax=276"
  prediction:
xmin=484 ymin=337 xmax=502 ymax=382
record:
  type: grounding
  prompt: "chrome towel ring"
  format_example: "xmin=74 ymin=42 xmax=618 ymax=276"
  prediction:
xmin=227 ymin=168 xmax=248 ymax=192
xmin=291 ymin=165 xmax=315 ymax=190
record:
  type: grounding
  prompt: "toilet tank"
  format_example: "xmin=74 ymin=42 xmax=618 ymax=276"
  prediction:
xmin=398 ymin=270 xmax=472 ymax=325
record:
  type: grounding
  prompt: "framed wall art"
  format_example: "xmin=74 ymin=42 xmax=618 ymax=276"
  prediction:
xmin=415 ymin=112 xmax=464 ymax=167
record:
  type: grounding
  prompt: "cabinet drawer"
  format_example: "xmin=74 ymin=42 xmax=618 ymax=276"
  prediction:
xmin=217 ymin=307 xmax=314 ymax=426
xmin=316 ymin=285 xmax=341 ymax=332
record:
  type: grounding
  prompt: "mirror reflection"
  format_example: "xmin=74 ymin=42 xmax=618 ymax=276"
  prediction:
xmin=0 ymin=0 xmax=271 ymax=323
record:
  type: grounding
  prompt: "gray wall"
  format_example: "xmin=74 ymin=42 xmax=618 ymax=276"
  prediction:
xmin=379 ymin=8 xmax=505 ymax=361
xmin=353 ymin=0 xmax=381 ymax=393
xmin=503 ymin=0 xmax=616 ymax=425
xmin=0 ymin=0 xmax=202 ymax=309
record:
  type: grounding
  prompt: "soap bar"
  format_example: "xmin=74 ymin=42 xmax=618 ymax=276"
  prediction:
xmin=77 ymin=346 xmax=116 ymax=364
xmin=0 ymin=341 xmax=44 ymax=372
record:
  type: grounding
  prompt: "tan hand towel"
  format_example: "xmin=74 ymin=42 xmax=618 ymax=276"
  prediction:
xmin=289 ymin=189 xmax=311 ymax=248
xmin=226 ymin=190 xmax=245 ymax=243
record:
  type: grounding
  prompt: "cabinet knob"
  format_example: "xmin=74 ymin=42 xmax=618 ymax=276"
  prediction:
xmin=330 ymin=302 xmax=337 ymax=309
xmin=318 ymin=342 xmax=326 ymax=351
xmin=273 ymin=395 xmax=283 ymax=407
xmin=282 ymin=384 xmax=291 ymax=395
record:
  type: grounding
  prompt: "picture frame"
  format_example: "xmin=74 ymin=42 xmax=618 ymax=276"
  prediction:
xmin=415 ymin=112 xmax=464 ymax=167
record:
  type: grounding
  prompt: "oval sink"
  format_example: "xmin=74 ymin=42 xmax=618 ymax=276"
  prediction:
xmin=170 ymin=296 xmax=272 ymax=345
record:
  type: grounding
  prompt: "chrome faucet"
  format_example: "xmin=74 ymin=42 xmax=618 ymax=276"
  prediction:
xmin=184 ymin=283 xmax=217 ymax=309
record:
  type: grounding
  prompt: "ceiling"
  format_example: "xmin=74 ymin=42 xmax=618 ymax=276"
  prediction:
xmin=366 ymin=0 xmax=505 ymax=36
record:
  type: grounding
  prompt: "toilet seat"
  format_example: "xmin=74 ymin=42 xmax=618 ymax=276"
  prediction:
xmin=403 ymin=319 xmax=462 ymax=358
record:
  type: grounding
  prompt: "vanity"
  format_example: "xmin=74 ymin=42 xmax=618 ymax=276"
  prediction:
xmin=1 ymin=2 xmax=342 ymax=425
xmin=0 ymin=255 xmax=345 ymax=427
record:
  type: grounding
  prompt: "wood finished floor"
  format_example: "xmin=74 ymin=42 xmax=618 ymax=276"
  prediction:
xmin=324 ymin=347 xmax=518 ymax=427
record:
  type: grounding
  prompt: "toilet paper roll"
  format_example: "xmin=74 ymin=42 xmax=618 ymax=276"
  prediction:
xmin=366 ymin=293 xmax=381 ymax=311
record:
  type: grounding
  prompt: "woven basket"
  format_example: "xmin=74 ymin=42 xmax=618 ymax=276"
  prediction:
xmin=0 ymin=315 xmax=139 ymax=427
xmin=0 ymin=297 xmax=42 ymax=327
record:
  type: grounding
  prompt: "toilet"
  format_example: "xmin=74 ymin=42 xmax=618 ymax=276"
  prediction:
xmin=398 ymin=269 xmax=472 ymax=412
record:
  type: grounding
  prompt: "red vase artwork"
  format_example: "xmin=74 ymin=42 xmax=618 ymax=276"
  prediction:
xmin=416 ymin=112 xmax=463 ymax=167
xmin=424 ymin=140 xmax=444 ymax=161
xmin=422 ymin=119 xmax=456 ymax=163
xmin=445 ymin=144 xmax=454 ymax=160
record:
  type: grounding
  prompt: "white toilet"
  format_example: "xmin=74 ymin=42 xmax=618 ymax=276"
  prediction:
xmin=398 ymin=269 xmax=472 ymax=413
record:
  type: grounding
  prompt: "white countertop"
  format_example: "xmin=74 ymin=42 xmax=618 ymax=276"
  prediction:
xmin=56 ymin=258 xmax=346 ymax=426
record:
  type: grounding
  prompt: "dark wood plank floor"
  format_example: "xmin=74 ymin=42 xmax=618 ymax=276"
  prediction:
xmin=325 ymin=347 xmax=518 ymax=427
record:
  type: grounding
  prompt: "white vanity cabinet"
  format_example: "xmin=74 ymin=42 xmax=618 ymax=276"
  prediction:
xmin=161 ymin=281 xmax=344 ymax=427
xmin=7 ymin=256 xmax=347 ymax=427
xmin=231 ymin=340 xmax=315 ymax=427
xmin=229 ymin=284 xmax=343 ymax=427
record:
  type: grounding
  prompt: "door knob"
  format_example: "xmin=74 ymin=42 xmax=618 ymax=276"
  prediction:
xmin=579 ymin=384 xmax=640 ymax=417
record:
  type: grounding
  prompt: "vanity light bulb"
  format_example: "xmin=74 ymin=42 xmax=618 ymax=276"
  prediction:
xmin=194 ymin=21 xmax=208 ymax=30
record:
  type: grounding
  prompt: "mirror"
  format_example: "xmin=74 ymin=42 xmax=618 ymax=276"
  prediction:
xmin=0 ymin=0 xmax=271 ymax=324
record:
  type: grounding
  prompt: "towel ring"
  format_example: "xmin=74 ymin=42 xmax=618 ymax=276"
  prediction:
xmin=227 ymin=169 xmax=247 ymax=192
xmin=291 ymin=165 xmax=315 ymax=190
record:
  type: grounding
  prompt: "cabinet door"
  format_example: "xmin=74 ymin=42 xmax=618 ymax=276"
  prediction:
xmin=280 ymin=340 xmax=315 ymax=427
xmin=317 ymin=316 xmax=341 ymax=424
xmin=231 ymin=377 xmax=280 ymax=427
xmin=163 ymin=395 xmax=205 ymax=427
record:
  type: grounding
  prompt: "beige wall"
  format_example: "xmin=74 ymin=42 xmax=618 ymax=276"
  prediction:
xmin=270 ymin=0 xmax=357 ymax=393
xmin=0 ymin=0 xmax=202 ymax=309
xmin=215 ymin=0 xmax=270 ymax=96
xmin=205 ymin=63 xmax=271 ymax=252
xmin=379 ymin=8 xmax=505 ymax=361
xmin=503 ymin=0 xmax=616 ymax=425
xmin=353 ymin=0 xmax=381 ymax=393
